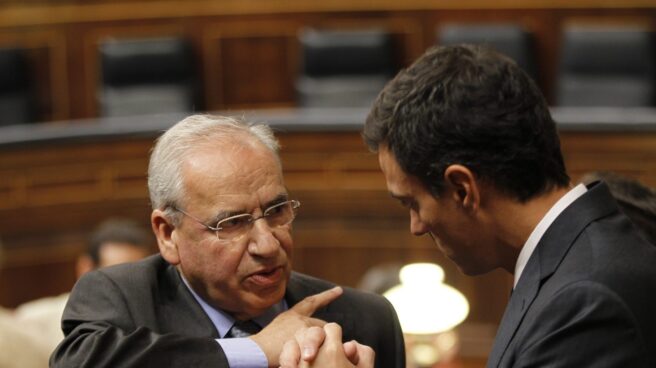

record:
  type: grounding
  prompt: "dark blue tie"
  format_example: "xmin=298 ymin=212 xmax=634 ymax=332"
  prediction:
xmin=226 ymin=320 xmax=262 ymax=338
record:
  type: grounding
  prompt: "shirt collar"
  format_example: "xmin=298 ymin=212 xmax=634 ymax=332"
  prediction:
xmin=513 ymin=183 xmax=587 ymax=288
xmin=180 ymin=273 xmax=288 ymax=337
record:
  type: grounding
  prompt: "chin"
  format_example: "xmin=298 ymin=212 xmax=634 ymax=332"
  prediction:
xmin=454 ymin=260 xmax=494 ymax=276
xmin=253 ymin=282 xmax=286 ymax=306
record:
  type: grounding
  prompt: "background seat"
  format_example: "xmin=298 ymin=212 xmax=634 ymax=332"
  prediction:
xmin=99 ymin=37 xmax=198 ymax=117
xmin=556 ymin=25 xmax=655 ymax=107
xmin=296 ymin=28 xmax=395 ymax=108
xmin=0 ymin=48 xmax=33 ymax=126
xmin=437 ymin=23 xmax=537 ymax=79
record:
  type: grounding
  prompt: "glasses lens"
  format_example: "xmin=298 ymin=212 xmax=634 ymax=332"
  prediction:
xmin=264 ymin=200 xmax=298 ymax=227
xmin=214 ymin=200 xmax=300 ymax=240
xmin=216 ymin=214 xmax=252 ymax=239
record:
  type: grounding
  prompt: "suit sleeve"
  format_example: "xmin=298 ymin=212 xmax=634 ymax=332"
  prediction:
xmin=359 ymin=291 xmax=406 ymax=368
xmin=513 ymin=281 xmax=651 ymax=368
xmin=50 ymin=271 xmax=229 ymax=368
xmin=383 ymin=295 xmax=406 ymax=368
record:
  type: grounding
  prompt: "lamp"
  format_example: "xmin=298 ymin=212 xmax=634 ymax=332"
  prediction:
xmin=384 ymin=263 xmax=469 ymax=367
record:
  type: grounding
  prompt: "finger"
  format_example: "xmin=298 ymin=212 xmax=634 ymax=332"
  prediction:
xmin=322 ymin=322 xmax=344 ymax=349
xmin=343 ymin=340 xmax=359 ymax=365
xmin=279 ymin=339 xmax=301 ymax=368
xmin=297 ymin=326 xmax=326 ymax=361
xmin=292 ymin=286 xmax=343 ymax=316
xmin=355 ymin=343 xmax=375 ymax=368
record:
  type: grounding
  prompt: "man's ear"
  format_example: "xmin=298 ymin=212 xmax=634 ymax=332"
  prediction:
xmin=76 ymin=254 xmax=95 ymax=278
xmin=444 ymin=164 xmax=480 ymax=211
xmin=151 ymin=209 xmax=180 ymax=265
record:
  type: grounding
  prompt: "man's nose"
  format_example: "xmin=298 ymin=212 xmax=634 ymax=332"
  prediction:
xmin=410 ymin=210 xmax=429 ymax=236
xmin=247 ymin=218 xmax=280 ymax=257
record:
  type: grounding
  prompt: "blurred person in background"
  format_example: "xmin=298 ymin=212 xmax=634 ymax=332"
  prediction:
xmin=0 ymin=308 xmax=50 ymax=368
xmin=581 ymin=171 xmax=656 ymax=246
xmin=14 ymin=218 xmax=154 ymax=357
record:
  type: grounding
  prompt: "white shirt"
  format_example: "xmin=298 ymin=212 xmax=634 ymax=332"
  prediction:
xmin=513 ymin=184 xmax=587 ymax=288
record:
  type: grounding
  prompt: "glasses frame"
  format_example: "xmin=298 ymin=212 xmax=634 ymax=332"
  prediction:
xmin=172 ymin=199 xmax=301 ymax=240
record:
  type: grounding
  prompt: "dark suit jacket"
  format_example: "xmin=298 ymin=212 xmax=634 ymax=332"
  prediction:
xmin=488 ymin=182 xmax=656 ymax=367
xmin=50 ymin=255 xmax=405 ymax=368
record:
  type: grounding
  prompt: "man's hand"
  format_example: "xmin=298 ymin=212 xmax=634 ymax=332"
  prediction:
xmin=279 ymin=323 xmax=375 ymax=368
xmin=250 ymin=286 xmax=343 ymax=367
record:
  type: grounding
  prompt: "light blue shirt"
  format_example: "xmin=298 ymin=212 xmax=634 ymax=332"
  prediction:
xmin=181 ymin=275 xmax=288 ymax=368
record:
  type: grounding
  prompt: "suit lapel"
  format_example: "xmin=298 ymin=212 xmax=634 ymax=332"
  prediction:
xmin=158 ymin=261 xmax=220 ymax=338
xmin=487 ymin=182 xmax=619 ymax=367
xmin=487 ymin=256 xmax=540 ymax=368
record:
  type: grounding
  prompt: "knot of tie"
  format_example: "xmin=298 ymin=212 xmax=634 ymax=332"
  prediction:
xmin=226 ymin=320 xmax=262 ymax=338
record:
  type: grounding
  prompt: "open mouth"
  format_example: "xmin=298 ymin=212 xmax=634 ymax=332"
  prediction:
xmin=247 ymin=266 xmax=283 ymax=287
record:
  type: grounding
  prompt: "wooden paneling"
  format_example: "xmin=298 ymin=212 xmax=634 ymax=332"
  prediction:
xmin=562 ymin=132 xmax=656 ymax=186
xmin=202 ymin=21 xmax=300 ymax=109
xmin=2 ymin=1 xmax=656 ymax=121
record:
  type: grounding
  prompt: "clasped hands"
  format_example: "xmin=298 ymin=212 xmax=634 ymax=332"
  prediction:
xmin=279 ymin=322 xmax=374 ymax=368
xmin=249 ymin=286 xmax=374 ymax=368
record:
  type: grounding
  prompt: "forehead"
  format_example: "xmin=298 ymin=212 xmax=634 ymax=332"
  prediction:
xmin=378 ymin=146 xmax=423 ymax=197
xmin=181 ymin=140 xmax=285 ymax=208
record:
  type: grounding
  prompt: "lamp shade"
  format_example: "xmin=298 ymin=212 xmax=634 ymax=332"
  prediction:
xmin=384 ymin=263 xmax=469 ymax=334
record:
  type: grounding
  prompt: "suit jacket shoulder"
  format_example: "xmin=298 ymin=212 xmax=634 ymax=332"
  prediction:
xmin=489 ymin=182 xmax=656 ymax=368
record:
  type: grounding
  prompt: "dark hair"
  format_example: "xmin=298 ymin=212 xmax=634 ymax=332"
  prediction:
xmin=364 ymin=44 xmax=569 ymax=201
xmin=582 ymin=171 xmax=656 ymax=246
xmin=88 ymin=218 xmax=152 ymax=265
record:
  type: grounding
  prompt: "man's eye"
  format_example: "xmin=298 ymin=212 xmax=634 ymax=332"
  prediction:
xmin=266 ymin=203 xmax=285 ymax=216
xmin=219 ymin=216 xmax=250 ymax=229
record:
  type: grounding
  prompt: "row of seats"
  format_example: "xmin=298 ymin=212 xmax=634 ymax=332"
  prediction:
xmin=1 ymin=24 xmax=654 ymax=125
xmin=0 ymin=49 xmax=34 ymax=125
xmin=308 ymin=23 xmax=656 ymax=108
xmin=438 ymin=24 xmax=655 ymax=107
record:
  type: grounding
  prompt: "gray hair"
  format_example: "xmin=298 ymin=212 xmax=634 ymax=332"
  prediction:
xmin=147 ymin=114 xmax=280 ymax=223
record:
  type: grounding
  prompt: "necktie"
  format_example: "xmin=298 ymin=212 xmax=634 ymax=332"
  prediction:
xmin=226 ymin=320 xmax=262 ymax=338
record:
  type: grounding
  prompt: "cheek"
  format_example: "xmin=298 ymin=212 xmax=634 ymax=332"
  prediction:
xmin=181 ymin=237 xmax=245 ymax=278
xmin=275 ymin=227 xmax=294 ymax=254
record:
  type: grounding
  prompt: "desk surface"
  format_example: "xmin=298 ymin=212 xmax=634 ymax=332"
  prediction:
xmin=2 ymin=107 xmax=656 ymax=149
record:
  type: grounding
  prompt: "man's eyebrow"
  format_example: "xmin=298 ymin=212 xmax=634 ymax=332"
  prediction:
xmin=264 ymin=193 xmax=289 ymax=208
xmin=389 ymin=192 xmax=409 ymax=201
xmin=389 ymin=192 xmax=417 ymax=208
xmin=212 ymin=193 xmax=289 ymax=221
xmin=213 ymin=209 xmax=246 ymax=222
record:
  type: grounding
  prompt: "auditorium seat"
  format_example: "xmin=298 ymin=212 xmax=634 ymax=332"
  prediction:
xmin=0 ymin=47 xmax=33 ymax=126
xmin=556 ymin=25 xmax=655 ymax=107
xmin=99 ymin=37 xmax=198 ymax=117
xmin=437 ymin=23 xmax=537 ymax=79
xmin=296 ymin=28 xmax=395 ymax=108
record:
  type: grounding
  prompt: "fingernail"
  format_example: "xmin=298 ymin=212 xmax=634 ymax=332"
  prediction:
xmin=303 ymin=347 xmax=313 ymax=359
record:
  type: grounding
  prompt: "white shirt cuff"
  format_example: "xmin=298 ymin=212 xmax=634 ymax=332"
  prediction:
xmin=216 ymin=337 xmax=268 ymax=368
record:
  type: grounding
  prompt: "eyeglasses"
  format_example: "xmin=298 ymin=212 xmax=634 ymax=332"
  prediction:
xmin=173 ymin=199 xmax=300 ymax=241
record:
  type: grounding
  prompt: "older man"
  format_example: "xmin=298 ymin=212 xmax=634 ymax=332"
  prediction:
xmin=283 ymin=44 xmax=656 ymax=367
xmin=51 ymin=115 xmax=404 ymax=368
